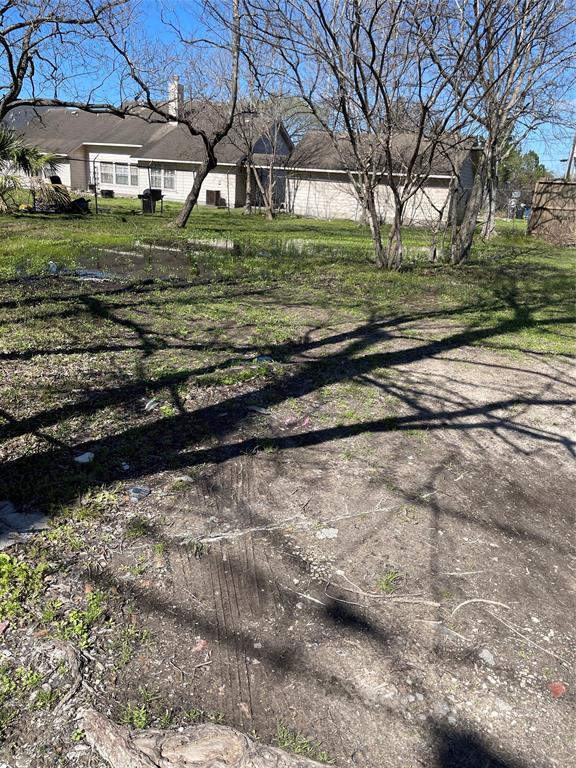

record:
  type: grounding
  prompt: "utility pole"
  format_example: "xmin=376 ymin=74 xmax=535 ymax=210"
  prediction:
xmin=564 ymin=133 xmax=576 ymax=181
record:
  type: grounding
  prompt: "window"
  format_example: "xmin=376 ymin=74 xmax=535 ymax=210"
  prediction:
xmin=130 ymin=165 xmax=139 ymax=186
xmin=150 ymin=167 xmax=162 ymax=188
xmin=100 ymin=162 xmax=113 ymax=184
xmin=163 ymin=169 xmax=175 ymax=190
xmin=115 ymin=164 xmax=129 ymax=185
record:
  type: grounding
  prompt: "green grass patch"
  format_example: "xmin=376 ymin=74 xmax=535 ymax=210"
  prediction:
xmin=0 ymin=554 xmax=48 ymax=621
xmin=276 ymin=723 xmax=334 ymax=763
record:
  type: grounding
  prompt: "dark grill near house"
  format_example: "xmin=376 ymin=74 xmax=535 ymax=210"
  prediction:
xmin=138 ymin=188 xmax=164 ymax=214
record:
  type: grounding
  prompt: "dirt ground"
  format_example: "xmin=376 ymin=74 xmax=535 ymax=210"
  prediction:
xmin=0 ymin=275 xmax=574 ymax=768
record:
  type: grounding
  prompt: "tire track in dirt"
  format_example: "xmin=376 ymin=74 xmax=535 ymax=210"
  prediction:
xmin=163 ymin=458 xmax=291 ymax=732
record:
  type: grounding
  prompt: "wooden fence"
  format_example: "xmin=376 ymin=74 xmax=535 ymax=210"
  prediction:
xmin=527 ymin=180 xmax=576 ymax=246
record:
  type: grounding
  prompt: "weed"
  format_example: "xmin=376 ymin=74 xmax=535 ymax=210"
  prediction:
xmin=15 ymin=667 xmax=42 ymax=690
xmin=126 ymin=556 xmax=148 ymax=577
xmin=71 ymin=729 xmax=85 ymax=743
xmin=33 ymin=687 xmax=60 ymax=710
xmin=184 ymin=708 xmax=204 ymax=723
xmin=276 ymin=723 xmax=333 ymax=763
xmin=46 ymin=523 xmax=83 ymax=551
xmin=170 ymin=477 xmax=193 ymax=495
xmin=154 ymin=542 xmax=166 ymax=556
xmin=159 ymin=403 xmax=178 ymax=417
xmin=206 ymin=711 xmax=225 ymax=724
xmin=41 ymin=599 xmax=62 ymax=624
xmin=120 ymin=702 xmax=149 ymax=729
xmin=0 ymin=553 xmax=48 ymax=620
xmin=55 ymin=589 xmax=106 ymax=649
xmin=377 ymin=568 xmax=401 ymax=594
xmin=113 ymin=624 xmax=150 ymax=668
xmin=252 ymin=439 xmax=279 ymax=455
xmin=76 ymin=488 xmax=119 ymax=520
xmin=125 ymin=516 xmax=154 ymax=540
xmin=188 ymin=539 xmax=209 ymax=559
xmin=159 ymin=708 xmax=173 ymax=728
xmin=137 ymin=686 xmax=160 ymax=706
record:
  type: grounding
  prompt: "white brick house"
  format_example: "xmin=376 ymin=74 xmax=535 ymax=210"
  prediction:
xmin=6 ymin=103 xmax=476 ymax=225
xmin=7 ymin=105 xmax=292 ymax=210
xmin=284 ymin=131 xmax=477 ymax=225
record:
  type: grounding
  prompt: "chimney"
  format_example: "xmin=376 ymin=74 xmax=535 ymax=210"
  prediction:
xmin=167 ymin=75 xmax=184 ymax=120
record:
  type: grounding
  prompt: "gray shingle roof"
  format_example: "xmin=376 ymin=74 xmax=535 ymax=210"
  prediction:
xmin=136 ymin=123 xmax=246 ymax=164
xmin=11 ymin=108 xmax=166 ymax=154
xmin=11 ymin=106 xmax=249 ymax=164
xmin=289 ymin=130 xmax=476 ymax=176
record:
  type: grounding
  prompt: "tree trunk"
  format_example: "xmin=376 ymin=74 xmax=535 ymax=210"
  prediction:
xmin=480 ymin=153 xmax=498 ymax=239
xmin=244 ymin=165 xmax=252 ymax=214
xmin=384 ymin=204 xmax=403 ymax=270
xmin=174 ymin=152 xmax=217 ymax=228
xmin=450 ymin=155 xmax=487 ymax=265
xmin=252 ymin=165 xmax=275 ymax=220
xmin=365 ymin=191 xmax=386 ymax=268
xmin=79 ymin=707 xmax=330 ymax=768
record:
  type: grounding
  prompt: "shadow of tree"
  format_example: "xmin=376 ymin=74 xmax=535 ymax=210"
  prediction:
xmin=0 ymin=264 xmax=573 ymax=764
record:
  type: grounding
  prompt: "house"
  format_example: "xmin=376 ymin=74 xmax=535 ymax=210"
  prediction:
xmin=5 ymin=92 xmax=293 ymax=209
xmin=283 ymin=130 xmax=478 ymax=225
xmin=5 ymin=90 xmax=476 ymax=225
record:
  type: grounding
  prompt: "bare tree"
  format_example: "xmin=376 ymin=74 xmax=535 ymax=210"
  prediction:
xmin=96 ymin=0 xmax=241 ymax=228
xmin=231 ymin=87 xmax=293 ymax=219
xmin=243 ymin=0 xmax=487 ymax=269
xmin=0 ymin=0 xmax=131 ymax=121
xmin=421 ymin=0 xmax=576 ymax=259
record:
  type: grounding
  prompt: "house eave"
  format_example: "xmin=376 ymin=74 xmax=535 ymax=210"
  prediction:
xmin=133 ymin=158 xmax=239 ymax=167
xmin=285 ymin=165 xmax=454 ymax=179
xmin=82 ymin=143 xmax=144 ymax=148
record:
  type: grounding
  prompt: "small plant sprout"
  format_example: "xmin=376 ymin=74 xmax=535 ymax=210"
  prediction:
xmin=377 ymin=568 xmax=402 ymax=595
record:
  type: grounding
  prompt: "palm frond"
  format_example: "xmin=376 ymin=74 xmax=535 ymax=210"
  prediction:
xmin=0 ymin=128 xmax=57 ymax=177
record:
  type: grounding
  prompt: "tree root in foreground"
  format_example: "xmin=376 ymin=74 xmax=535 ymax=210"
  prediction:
xmin=79 ymin=707 xmax=331 ymax=768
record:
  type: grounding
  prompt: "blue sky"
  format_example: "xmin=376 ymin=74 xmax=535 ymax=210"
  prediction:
xmin=525 ymin=126 xmax=576 ymax=177
xmin=22 ymin=0 xmax=576 ymax=175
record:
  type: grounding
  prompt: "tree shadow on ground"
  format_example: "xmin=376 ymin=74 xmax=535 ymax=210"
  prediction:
xmin=433 ymin=721 xmax=527 ymax=768
xmin=1 ymin=271 xmax=573 ymax=764
xmin=0 ymin=273 xmax=573 ymax=514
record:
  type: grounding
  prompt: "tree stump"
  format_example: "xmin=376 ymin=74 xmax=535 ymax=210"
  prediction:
xmin=79 ymin=707 xmax=332 ymax=768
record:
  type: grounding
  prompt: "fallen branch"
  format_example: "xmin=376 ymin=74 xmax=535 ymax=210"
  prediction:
xmin=79 ymin=707 xmax=332 ymax=767
xmin=325 ymin=583 xmax=440 ymax=608
xmin=197 ymin=497 xmax=435 ymax=544
xmin=486 ymin=611 xmax=570 ymax=668
xmin=327 ymin=571 xmax=440 ymax=607
xmin=451 ymin=599 xmax=511 ymax=617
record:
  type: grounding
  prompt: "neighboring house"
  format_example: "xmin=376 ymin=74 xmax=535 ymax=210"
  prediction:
xmin=5 ymin=93 xmax=476 ymax=225
xmin=6 ymin=96 xmax=292 ymax=209
xmin=284 ymin=130 xmax=478 ymax=225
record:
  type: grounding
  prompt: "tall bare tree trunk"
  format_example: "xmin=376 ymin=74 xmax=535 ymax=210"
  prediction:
xmin=252 ymin=165 xmax=275 ymax=220
xmin=480 ymin=151 xmax=498 ymax=239
xmin=385 ymin=204 xmax=404 ymax=270
xmin=244 ymin=165 xmax=252 ymax=214
xmin=174 ymin=151 xmax=216 ymax=228
xmin=364 ymin=186 xmax=386 ymax=268
xmin=450 ymin=156 xmax=487 ymax=264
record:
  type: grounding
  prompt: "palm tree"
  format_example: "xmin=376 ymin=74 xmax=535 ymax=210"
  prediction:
xmin=0 ymin=127 xmax=57 ymax=212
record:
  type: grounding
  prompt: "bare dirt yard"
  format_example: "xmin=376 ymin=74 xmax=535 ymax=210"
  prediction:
xmin=0 ymin=213 xmax=574 ymax=768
